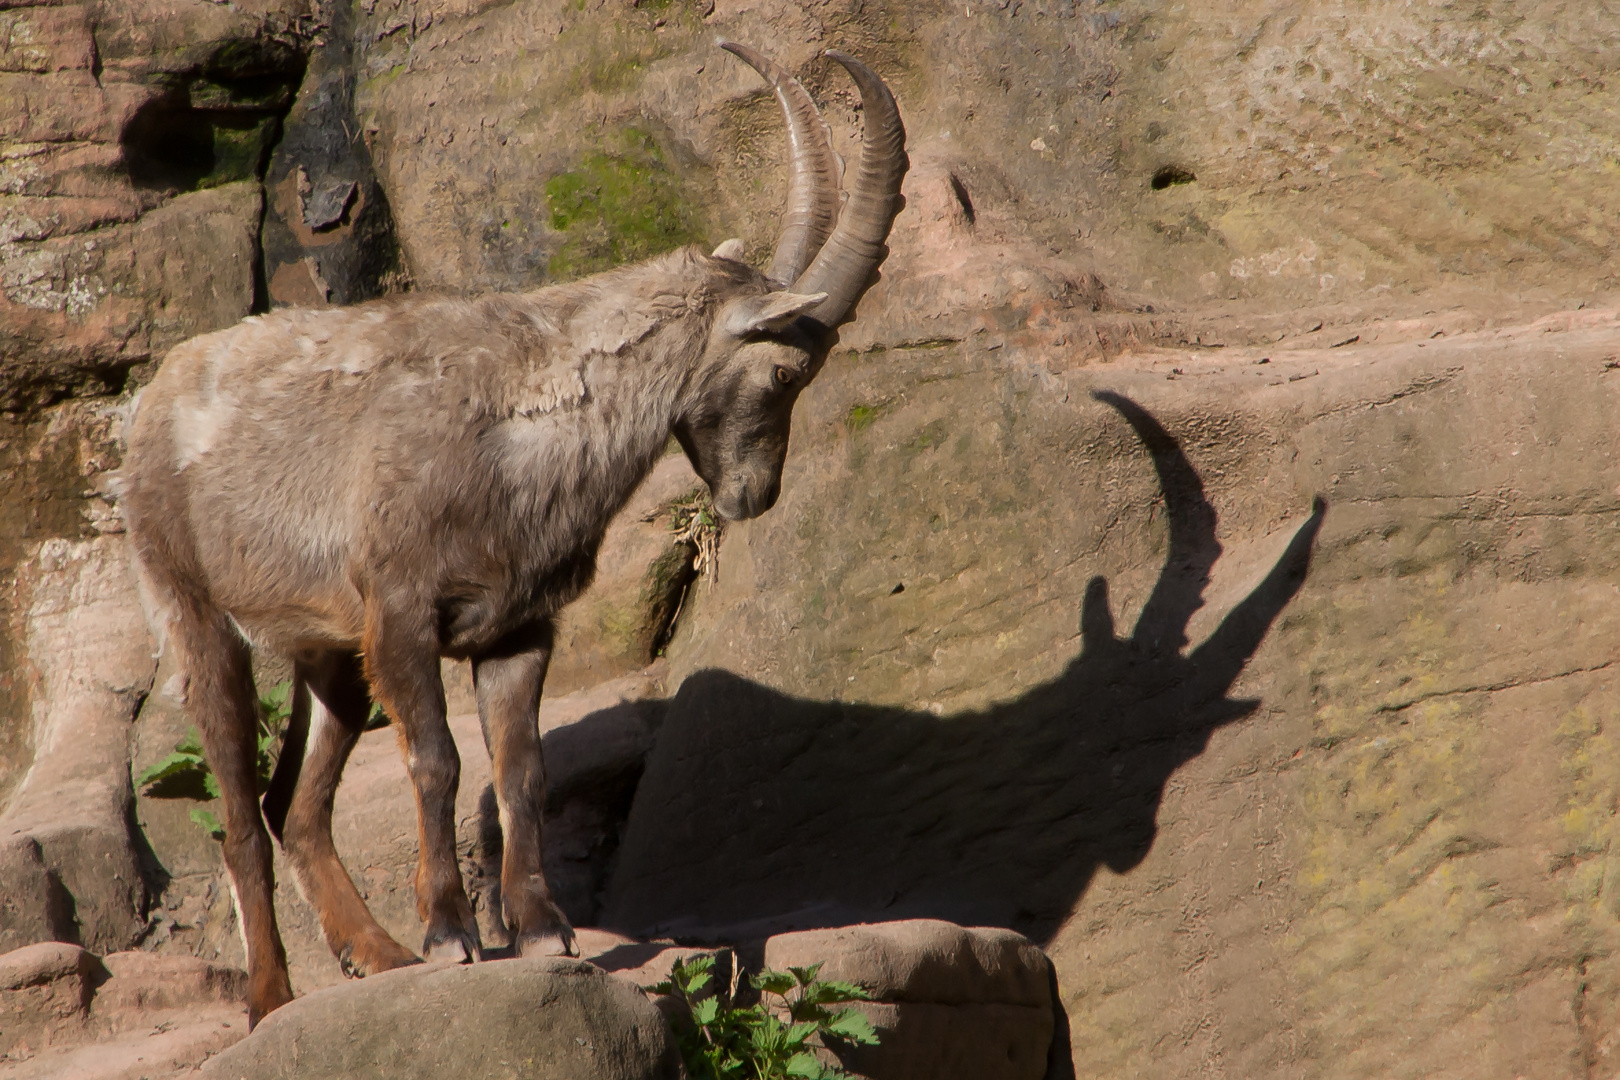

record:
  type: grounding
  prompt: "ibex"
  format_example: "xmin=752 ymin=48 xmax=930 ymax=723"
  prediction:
xmin=121 ymin=42 xmax=906 ymax=1025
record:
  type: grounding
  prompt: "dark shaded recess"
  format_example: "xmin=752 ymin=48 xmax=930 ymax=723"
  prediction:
xmin=260 ymin=0 xmax=403 ymax=307
xmin=120 ymin=39 xmax=305 ymax=193
xmin=947 ymin=172 xmax=975 ymax=225
xmin=648 ymin=543 xmax=701 ymax=659
xmin=1151 ymin=164 xmax=1197 ymax=190
xmin=473 ymin=697 xmax=666 ymax=934
xmin=600 ymin=395 xmax=1326 ymax=952
xmin=126 ymin=778 xmax=173 ymax=921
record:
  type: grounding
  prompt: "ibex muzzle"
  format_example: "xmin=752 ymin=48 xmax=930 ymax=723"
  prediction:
xmin=119 ymin=42 xmax=906 ymax=1026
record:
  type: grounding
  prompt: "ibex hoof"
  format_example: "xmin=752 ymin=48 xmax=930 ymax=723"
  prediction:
xmin=518 ymin=925 xmax=578 ymax=959
xmin=422 ymin=926 xmax=482 ymax=964
xmin=338 ymin=934 xmax=421 ymax=978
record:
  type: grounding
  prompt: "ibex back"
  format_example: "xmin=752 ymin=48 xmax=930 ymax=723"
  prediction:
xmin=120 ymin=42 xmax=906 ymax=1026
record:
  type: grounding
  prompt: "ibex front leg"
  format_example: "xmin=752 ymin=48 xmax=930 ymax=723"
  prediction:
xmin=472 ymin=621 xmax=577 ymax=957
xmin=363 ymin=605 xmax=482 ymax=963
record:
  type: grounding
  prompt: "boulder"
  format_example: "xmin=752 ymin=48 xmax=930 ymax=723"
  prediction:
xmin=200 ymin=956 xmax=681 ymax=1080
xmin=764 ymin=921 xmax=1050 ymax=1009
xmin=763 ymin=922 xmax=1056 ymax=1080
xmin=0 ymin=839 xmax=78 ymax=958
xmin=0 ymin=941 xmax=102 ymax=1058
xmin=0 ymin=942 xmax=249 ymax=1080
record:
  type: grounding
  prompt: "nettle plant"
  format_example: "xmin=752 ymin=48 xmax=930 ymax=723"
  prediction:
xmin=137 ymin=681 xmax=384 ymax=839
xmin=649 ymin=956 xmax=880 ymax=1080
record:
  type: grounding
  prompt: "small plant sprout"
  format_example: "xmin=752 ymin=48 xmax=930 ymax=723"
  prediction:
xmin=136 ymin=679 xmax=294 ymax=840
xmin=648 ymin=955 xmax=880 ymax=1080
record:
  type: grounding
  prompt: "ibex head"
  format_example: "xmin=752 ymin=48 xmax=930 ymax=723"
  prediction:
xmin=675 ymin=44 xmax=907 ymax=521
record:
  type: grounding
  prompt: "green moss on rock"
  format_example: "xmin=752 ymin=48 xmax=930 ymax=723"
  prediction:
xmin=845 ymin=404 xmax=881 ymax=433
xmin=197 ymin=115 xmax=280 ymax=189
xmin=544 ymin=127 xmax=704 ymax=281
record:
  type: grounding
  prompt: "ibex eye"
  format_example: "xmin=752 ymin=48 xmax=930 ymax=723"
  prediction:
xmin=774 ymin=366 xmax=794 ymax=385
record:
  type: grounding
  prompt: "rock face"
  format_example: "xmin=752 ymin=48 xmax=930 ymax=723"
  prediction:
xmin=200 ymin=956 xmax=682 ymax=1080
xmin=1 ymin=536 xmax=155 ymax=955
xmin=605 ymin=309 xmax=1620 ymax=1078
xmin=0 ymin=0 xmax=315 ymax=940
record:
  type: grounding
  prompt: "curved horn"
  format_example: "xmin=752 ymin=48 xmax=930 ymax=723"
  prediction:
xmin=718 ymin=41 xmax=844 ymax=286
xmin=793 ymin=50 xmax=908 ymax=329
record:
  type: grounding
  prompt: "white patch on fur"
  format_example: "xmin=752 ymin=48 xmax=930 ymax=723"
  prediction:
xmin=283 ymin=682 xmax=326 ymax=913
xmin=226 ymin=874 xmax=251 ymax=966
xmin=161 ymin=670 xmax=189 ymax=706
xmin=304 ymin=690 xmax=334 ymax=767
xmin=224 ymin=612 xmax=263 ymax=650
xmin=314 ymin=341 xmax=383 ymax=375
xmin=569 ymin=307 xmax=660 ymax=356
xmin=497 ymin=801 xmax=513 ymax=848
xmin=512 ymin=366 xmax=587 ymax=417
xmin=288 ymin=865 xmax=313 ymax=908
xmin=172 ymin=338 xmax=251 ymax=469
xmin=171 ymin=393 xmax=235 ymax=469
xmin=131 ymin=556 xmax=175 ymax=659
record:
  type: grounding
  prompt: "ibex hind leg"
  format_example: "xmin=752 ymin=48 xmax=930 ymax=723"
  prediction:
xmin=472 ymin=621 xmax=577 ymax=959
xmin=362 ymin=604 xmax=483 ymax=964
xmin=276 ymin=651 xmax=420 ymax=979
xmin=172 ymin=598 xmax=294 ymax=1027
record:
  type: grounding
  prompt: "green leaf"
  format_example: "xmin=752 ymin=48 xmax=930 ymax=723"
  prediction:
xmin=784 ymin=1020 xmax=819 ymax=1049
xmin=788 ymin=964 xmax=824 ymax=987
xmin=691 ymin=997 xmax=720 ymax=1026
xmin=825 ymin=1008 xmax=879 ymax=1046
xmin=259 ymin=680 xmax=291 ymax=714
xmin=785 ymin=1051 xmax=832 ymax=1079
xmin=175 ymin=729 xmax=205 ymax=756
xmin=203 ymin=772 xmax=222 ymax=800
xmin=135 ymin=751 xmax=204 ymax=789
xmin=674 ymin=955 xmax=714 ymax=981
xmin=189 ymin=808 xmax=225 ymax=841
xmin=752 ymin=969 xmax=796 ymax=997
xmin=801 ymin=979 xmax=871 ymax=1004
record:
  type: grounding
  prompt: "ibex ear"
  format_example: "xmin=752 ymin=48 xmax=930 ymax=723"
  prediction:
xmin=723 ymin=291 xmax=829 ymax=336
xmin=711 ymin=238 xmax=746 ymax=261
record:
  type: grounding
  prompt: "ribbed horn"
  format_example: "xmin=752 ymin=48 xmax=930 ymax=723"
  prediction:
xmin=718 ymin=41 xmax=844 ymax=286
xmin=793 ymin=50 xmax=908 ymax=329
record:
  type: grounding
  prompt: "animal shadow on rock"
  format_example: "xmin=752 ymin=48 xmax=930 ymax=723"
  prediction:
xmin=602 ymin=392 xmax=1327 ymax=946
